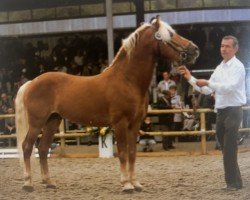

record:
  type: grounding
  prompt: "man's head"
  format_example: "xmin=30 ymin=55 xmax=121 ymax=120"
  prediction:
xmin=162 ymin=71 xmax=170 ymax=81
xmin=220 ymin=35 xmax=239 ymax=62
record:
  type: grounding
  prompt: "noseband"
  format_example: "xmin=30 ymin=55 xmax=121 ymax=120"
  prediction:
xmin=155 ymin=31 xmax=189 ymax=65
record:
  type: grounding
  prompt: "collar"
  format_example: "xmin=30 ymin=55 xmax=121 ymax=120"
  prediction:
xmin=221 ymin=56 xmax=236 ymax=67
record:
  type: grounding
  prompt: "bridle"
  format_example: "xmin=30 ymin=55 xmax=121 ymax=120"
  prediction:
xmin=154 ymin=31 xmax=189 ymax=65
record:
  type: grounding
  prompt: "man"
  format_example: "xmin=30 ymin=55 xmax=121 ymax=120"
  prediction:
xmin=178 ymin=35 xmax=246 ymax=191
xmin=157 ymin=71 xmax=176 ymax=99
xmin=157 ymin=71 xmax=176 ymax=150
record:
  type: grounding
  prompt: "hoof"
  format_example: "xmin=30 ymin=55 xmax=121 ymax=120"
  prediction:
xmin=46 ymin=184 xmax=57 ymax=189
xmin=122 ymin=182 xmax=134 ymax=193
xmin=134 ymin=185 xmax=143 ymax=192
xmin=42 ymin=180 xmax=57 ymax=189
xmin=133 ymin=181 xmax=143 ymax=192
xmin=22 ymin=185 xmax=34 ymax=192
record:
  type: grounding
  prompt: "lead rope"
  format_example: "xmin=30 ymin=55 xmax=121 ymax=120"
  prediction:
xmin=191 ymin=87 xmax=198 ymax=114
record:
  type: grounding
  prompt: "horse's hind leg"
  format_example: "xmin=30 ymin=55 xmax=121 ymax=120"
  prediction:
xmin=38 ymin=113 xmax=61 ymax=188
xmin=22 ymin=126 xmax=41 ymax=192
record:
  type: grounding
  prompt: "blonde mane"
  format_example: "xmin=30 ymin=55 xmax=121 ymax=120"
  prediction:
xmin=122 ymin=20 xmax=175 ymax=56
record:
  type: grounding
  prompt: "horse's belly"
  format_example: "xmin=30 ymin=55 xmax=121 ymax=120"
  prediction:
xmin=61 ymin=109 xmax=110 ymax=127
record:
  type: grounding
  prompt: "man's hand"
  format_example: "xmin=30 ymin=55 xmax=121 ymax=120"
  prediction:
xmin=178 ymin=65 xmax=191 ymax=80
xmin=196 ymin=79 xmax=208 ymax=87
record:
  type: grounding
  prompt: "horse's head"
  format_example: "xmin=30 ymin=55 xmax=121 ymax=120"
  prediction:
xmin=122 ymin=16 xmax=199 ymax=67
xmin=124 ymin=16 xmax=199 ymax=66
xmin=150 ymin=17 xmax=199 ymax=65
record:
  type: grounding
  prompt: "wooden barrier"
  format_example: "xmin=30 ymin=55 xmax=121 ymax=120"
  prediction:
xmin=0 ymin=106 xmax=249 ymax=156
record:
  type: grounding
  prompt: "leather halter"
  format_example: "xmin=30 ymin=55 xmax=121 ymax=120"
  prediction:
xmin=155 ymin=31 xmax=188 ymax=65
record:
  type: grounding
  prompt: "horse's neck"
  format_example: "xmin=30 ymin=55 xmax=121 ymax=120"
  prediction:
xmin=112 ymin=49 xmax=155 ymax=95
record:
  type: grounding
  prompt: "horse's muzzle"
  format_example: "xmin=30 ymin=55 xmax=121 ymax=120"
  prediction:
xmin=184 ymin=43 xmax=200 ymax=65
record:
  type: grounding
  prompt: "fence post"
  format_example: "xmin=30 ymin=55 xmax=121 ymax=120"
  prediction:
xmin=59 ymin=120 xmax=66 ymax=156
xmin=200 ymin=112 xmax=207 ymax=154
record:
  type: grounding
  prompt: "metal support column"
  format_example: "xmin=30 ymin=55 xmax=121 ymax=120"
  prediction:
xmin=106 ymin=0 xmax=114 ymax=64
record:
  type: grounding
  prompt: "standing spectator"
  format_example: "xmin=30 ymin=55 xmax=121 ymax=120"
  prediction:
xmin=169 ymin=85 xmax=183 ymax=147
xmin=139 ymin=116 xmax=156 ymax=152
xmin=157 ymin=71 xmax=176 ymax=99
xmin=157 ymin=71 xmax=175 ymax=150
xmin=157 ymin=90 xmax=173 ymax=150
xmin=179 ymin=35 xmax=246 ymax=191
xmin=74 ymin=50 xmax=85 ymax=69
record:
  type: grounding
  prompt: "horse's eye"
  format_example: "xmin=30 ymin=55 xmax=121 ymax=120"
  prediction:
xmin=169 ymin=31 xmax=174 ymax=37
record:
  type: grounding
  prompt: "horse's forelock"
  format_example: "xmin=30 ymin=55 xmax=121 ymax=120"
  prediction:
xmin=122 ymin=21 xmax=175 ymax=55
xmin=157 ymin=21 xmax=175 ymax=42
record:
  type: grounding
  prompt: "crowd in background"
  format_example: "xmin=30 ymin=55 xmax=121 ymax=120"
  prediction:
xmin=0 ymin=23 xmax=249 ymax=148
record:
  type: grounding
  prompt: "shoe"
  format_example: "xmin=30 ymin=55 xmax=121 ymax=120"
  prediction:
xmin=143 ymin=148 xmax=147 ymax=152
xmin=238 ymin=137 xmax=244 ymax=145
xmin=148 ymin=149 xmax=153 ymax=152
xmin=168 ymin=145 xmax=175 ymax=149
xmin=221 ymin=185 xmax=242 ymax=191
xmin=215 ymin=146 xmax=221 ymax=150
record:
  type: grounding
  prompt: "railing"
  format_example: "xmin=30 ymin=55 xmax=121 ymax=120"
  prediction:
xmin=0 ymin=106 xmax=249 ymax=155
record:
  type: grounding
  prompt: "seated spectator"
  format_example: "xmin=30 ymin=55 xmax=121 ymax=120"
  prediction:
xmin=68 ymin=61 xmax=81 ymax=76
xmin=139 ymin=116 xmax=156 ymax=152
xmin=0 ymin=93 xmax=13 ymax=113
xmin=4 ymin=107 xmax=15 ymax=135
xmin=182 ymin=112 xmax=199 ymax=131
xmin=3 ymin=107 xmax=15 ymax=146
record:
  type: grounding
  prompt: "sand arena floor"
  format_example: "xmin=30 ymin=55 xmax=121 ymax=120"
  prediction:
xmin=0 ymin=141 xmax=250 ymax=200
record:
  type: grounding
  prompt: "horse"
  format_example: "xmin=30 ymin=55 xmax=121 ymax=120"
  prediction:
xmin=15 ymin=16 xmax=199 ymax=192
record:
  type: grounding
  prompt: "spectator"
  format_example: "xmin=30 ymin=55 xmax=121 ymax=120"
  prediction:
xmin=169 ymin=85 xmax=183 ymax=148
xmin=0 ymin=93 xmax=12 ymax=113
xmin=138 ymin=116 xmax=156 ymax=152
xmin=157 ymin=90 xmax=173 ymax=150
xmin=4 ymin=107 xmax=15 ymax=135
xmin=157 ymin=71 xmax=176 ymax=99
xmin=67 ymin=61 xmax=81 ymax=76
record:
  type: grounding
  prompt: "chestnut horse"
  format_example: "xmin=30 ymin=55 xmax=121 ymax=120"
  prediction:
xmin=15 ymin=17 xmax=199 ymax=192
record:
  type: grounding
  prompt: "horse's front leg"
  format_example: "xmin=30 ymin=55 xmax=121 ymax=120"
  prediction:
xmin=114 ymin=120 xmax=134 ymax=192
xmin=128 ymin=125 xmax=143 ymax=192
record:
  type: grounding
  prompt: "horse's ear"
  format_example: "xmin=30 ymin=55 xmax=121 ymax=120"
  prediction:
xmin=151 ymin=15 xmax=161 ymax=30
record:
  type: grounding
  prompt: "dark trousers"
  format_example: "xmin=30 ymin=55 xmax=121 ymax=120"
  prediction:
xmin=216 ymin=106 xmax=243 ymax=188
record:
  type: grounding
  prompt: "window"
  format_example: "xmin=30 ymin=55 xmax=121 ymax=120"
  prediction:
xmin=0 ymin=12 xmax=8 ymax=22
xmin=56 ymin=6 xmax=80 ymax=18
xmin=81 ymin=3 xmax=104 ymax=16
xmin=204 ymin=0 xmax=229 ymax=7
xmin=9 ymin=10 xmax=31 ymax=22
xmin=177 ymin=0 xmax=203 ymax=9
xmin=112 ymin=2 xmax=135 ymax=14
xmin=32 ymin=8 xmax=56 ymax=20
xmin=230 ymin=0 xmax=250 ymax=6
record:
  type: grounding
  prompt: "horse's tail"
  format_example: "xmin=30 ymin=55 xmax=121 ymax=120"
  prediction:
xmin=15 ymin=81 xmax=31 ymax=159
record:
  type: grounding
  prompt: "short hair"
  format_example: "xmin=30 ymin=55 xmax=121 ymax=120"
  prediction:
xmin=169 ymin=85 xmax=177 ymax=90
xmin=222 ymin=35 xmax=239 ymax=48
